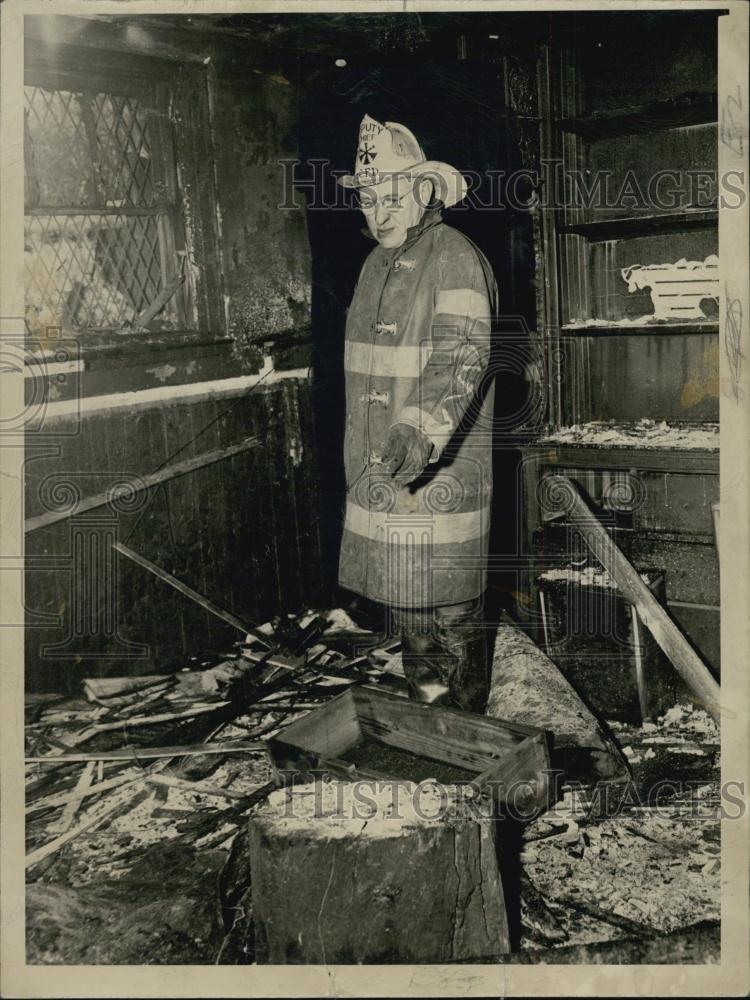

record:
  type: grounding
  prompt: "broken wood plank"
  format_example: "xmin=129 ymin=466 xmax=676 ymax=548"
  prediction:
xmin=48 ymin=761 xmax=96 ymax=834
xmin=25 ymin=739 xmax=265 ymax=765
xmin=38 ymin=732 xmax=78 ymax=754
xmin=145 ymin=775 xmax=260 ymax=801
xmin=25 ymin=744 xmax=218 ymax=870
xmin=238 ymin=662 xmax=324 ymax=709
xmin=26 ymin=771 xmax=143 ymax=815
xmin=113 ymin=684 xmax=175 ymax=716
xmin=26 ymin=784 xmax=149 ymax=869
xmin=25 ymin=437 xmax=260 ymax=534
xmin=162 ymin=780 xmax=280 ymax=851
xmin=82 ymin=675 xmax=173 ymax=702
xmin=241 ymin=646 xmax=325 ymax=674
xmin=133 ymin=254 xmax=186 ymax=329
xmin=113 ymin=542 xmax=254 ymax=635
xmin=24 ymin=764 xmax=82 ymax=803
xmin=548 ymin=475 xmax=721 ymax=722
xmin=67 ymin=702 xmax=231 ymax=746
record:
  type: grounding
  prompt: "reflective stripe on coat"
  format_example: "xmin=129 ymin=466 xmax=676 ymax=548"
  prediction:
xmin=338 ymin=214 xmax=498 ymax=608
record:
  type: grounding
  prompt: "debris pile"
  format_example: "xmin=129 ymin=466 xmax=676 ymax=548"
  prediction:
xmin=519 ymin=702 xmax=721 ymax=951
xmin=538 ymin=565 xmax=652 ymax=589
xmin=25 ymin=605 xmax=721 ymax=965
xmin=539 ymin=419 xmax=719 ymax=451
xmin=24 ymin=604 xmax=402 ymax=963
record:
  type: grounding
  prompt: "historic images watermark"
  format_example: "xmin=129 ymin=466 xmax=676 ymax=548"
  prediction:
xmin=0 ymin=326 xmax=81 ymax=436
xmin=272 ymin=773 xmax=745 ymax=825
xmin=277 ymin=158 xmax=746 ymax=213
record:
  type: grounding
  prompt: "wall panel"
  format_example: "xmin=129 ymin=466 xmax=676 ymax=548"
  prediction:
xmin=25 ymin=379 xmax=323 ymax=693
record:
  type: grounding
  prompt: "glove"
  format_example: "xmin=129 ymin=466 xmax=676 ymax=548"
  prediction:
xmin=380 ymin=423 xmax=433 ymax=487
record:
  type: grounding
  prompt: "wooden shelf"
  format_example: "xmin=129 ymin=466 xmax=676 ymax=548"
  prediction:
xmin=557 ymin=92 xmax=717 ymax=139
xmin=521 ymin=441 xmax=719 ymax=474
xmin=558 ymin=209 xmax=717 ymax=242
xmin=561 ymin=322 xmax=718 ymax=337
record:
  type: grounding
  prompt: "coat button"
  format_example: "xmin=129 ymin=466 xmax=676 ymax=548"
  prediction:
xmin=359 ymin=391 xmax=389 ymax=407
xmin=375 ymin=321 xmax=397 ymax=336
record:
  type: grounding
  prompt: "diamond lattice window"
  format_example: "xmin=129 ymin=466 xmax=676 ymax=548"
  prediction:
xmin=24 ymin=83 xmax=184 ymax=336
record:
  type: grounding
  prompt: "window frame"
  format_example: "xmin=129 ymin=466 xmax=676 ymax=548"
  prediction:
xmin=23 ymin=42 xmax=228 ymax=360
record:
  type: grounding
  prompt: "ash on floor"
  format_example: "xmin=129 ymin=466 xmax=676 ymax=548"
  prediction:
xmin=26 ymin=741 xmax=276 ymax=965
xmin=24 ymin=607 xmax=722 ymax=966
xmin=518 ymin=703 xmax=720 ymax=959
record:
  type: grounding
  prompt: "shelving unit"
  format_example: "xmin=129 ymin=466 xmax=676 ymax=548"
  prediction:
xmin=520 ymin=11 xmax=723 ymax=675
xmin=549 ymin=13 xmax=721 ymax=423
xmin=561 ymin=322 xmax=718 ymax=337
xmin=557 ymin=209 xmax=717 ymax=241
xmin=556 ymin=91 xmax=717 ymax=139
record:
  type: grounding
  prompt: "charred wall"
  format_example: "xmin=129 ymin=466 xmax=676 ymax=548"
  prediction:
xmin=23 ymin=20 xmax=322 ymax=692
xmin=25 ymin=380 xmax=322 ymax=694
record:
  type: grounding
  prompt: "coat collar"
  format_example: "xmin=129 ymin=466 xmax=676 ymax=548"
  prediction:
xmin=361 ymin=206 xmax=444 ymax=255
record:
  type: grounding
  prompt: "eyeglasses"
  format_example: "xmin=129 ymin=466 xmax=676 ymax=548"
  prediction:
xmin=356 ymin=191 xmax=406 ymax=213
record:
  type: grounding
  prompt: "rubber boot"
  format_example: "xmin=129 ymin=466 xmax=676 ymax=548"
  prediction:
xmin=434 ymin=601 xmax=490 ymax=713
xmin=394 ymin=600 xmax=489 ymax=713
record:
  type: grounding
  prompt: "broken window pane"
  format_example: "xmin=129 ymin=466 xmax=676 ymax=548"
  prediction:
xmin=25 ymin=213 xmax=176 ymax=333
xmin=24 ymin=82 xmax=182 ymax=335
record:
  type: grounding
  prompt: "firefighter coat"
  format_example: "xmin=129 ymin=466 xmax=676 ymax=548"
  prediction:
xmin=338 ymin=211 xmax=497 ymax=608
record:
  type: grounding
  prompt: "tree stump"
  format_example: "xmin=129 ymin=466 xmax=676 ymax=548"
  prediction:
xmin=248 ymin=779 xmax=510 ymax=963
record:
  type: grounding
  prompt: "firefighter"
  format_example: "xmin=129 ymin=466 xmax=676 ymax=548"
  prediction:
xmin=338 ymin=115 xmax=497 ymax=713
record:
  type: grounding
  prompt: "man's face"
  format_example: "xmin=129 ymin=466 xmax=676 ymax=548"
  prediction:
xmin=359 ymin=175 xmax=427 ymax=249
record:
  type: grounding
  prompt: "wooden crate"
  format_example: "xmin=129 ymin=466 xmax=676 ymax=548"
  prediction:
xmin=267 ymin=686 xmax=555 ymax=814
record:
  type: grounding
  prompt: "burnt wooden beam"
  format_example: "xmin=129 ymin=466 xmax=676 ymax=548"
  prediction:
xmin=488 ymin=621 xmax=630 ymax=785
xmin=25 ymin=436 xmax=260 ymax=534
xmin=113 ymin=541 xmax=255 ymax=637
xmin=548 ymin=475 xmax=721 ymax=722
xmin=25 ymin=739 xmax=265 ymax=765
xmin=25 ymin=785 xmax=153 ymax=870
xmin=25 ymin=15 xmax=210 ymax=67
xmin=172 ymin=63 xmax=225 ymax=334
xmin=145 ymin=774 xmax=264 ymax=801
